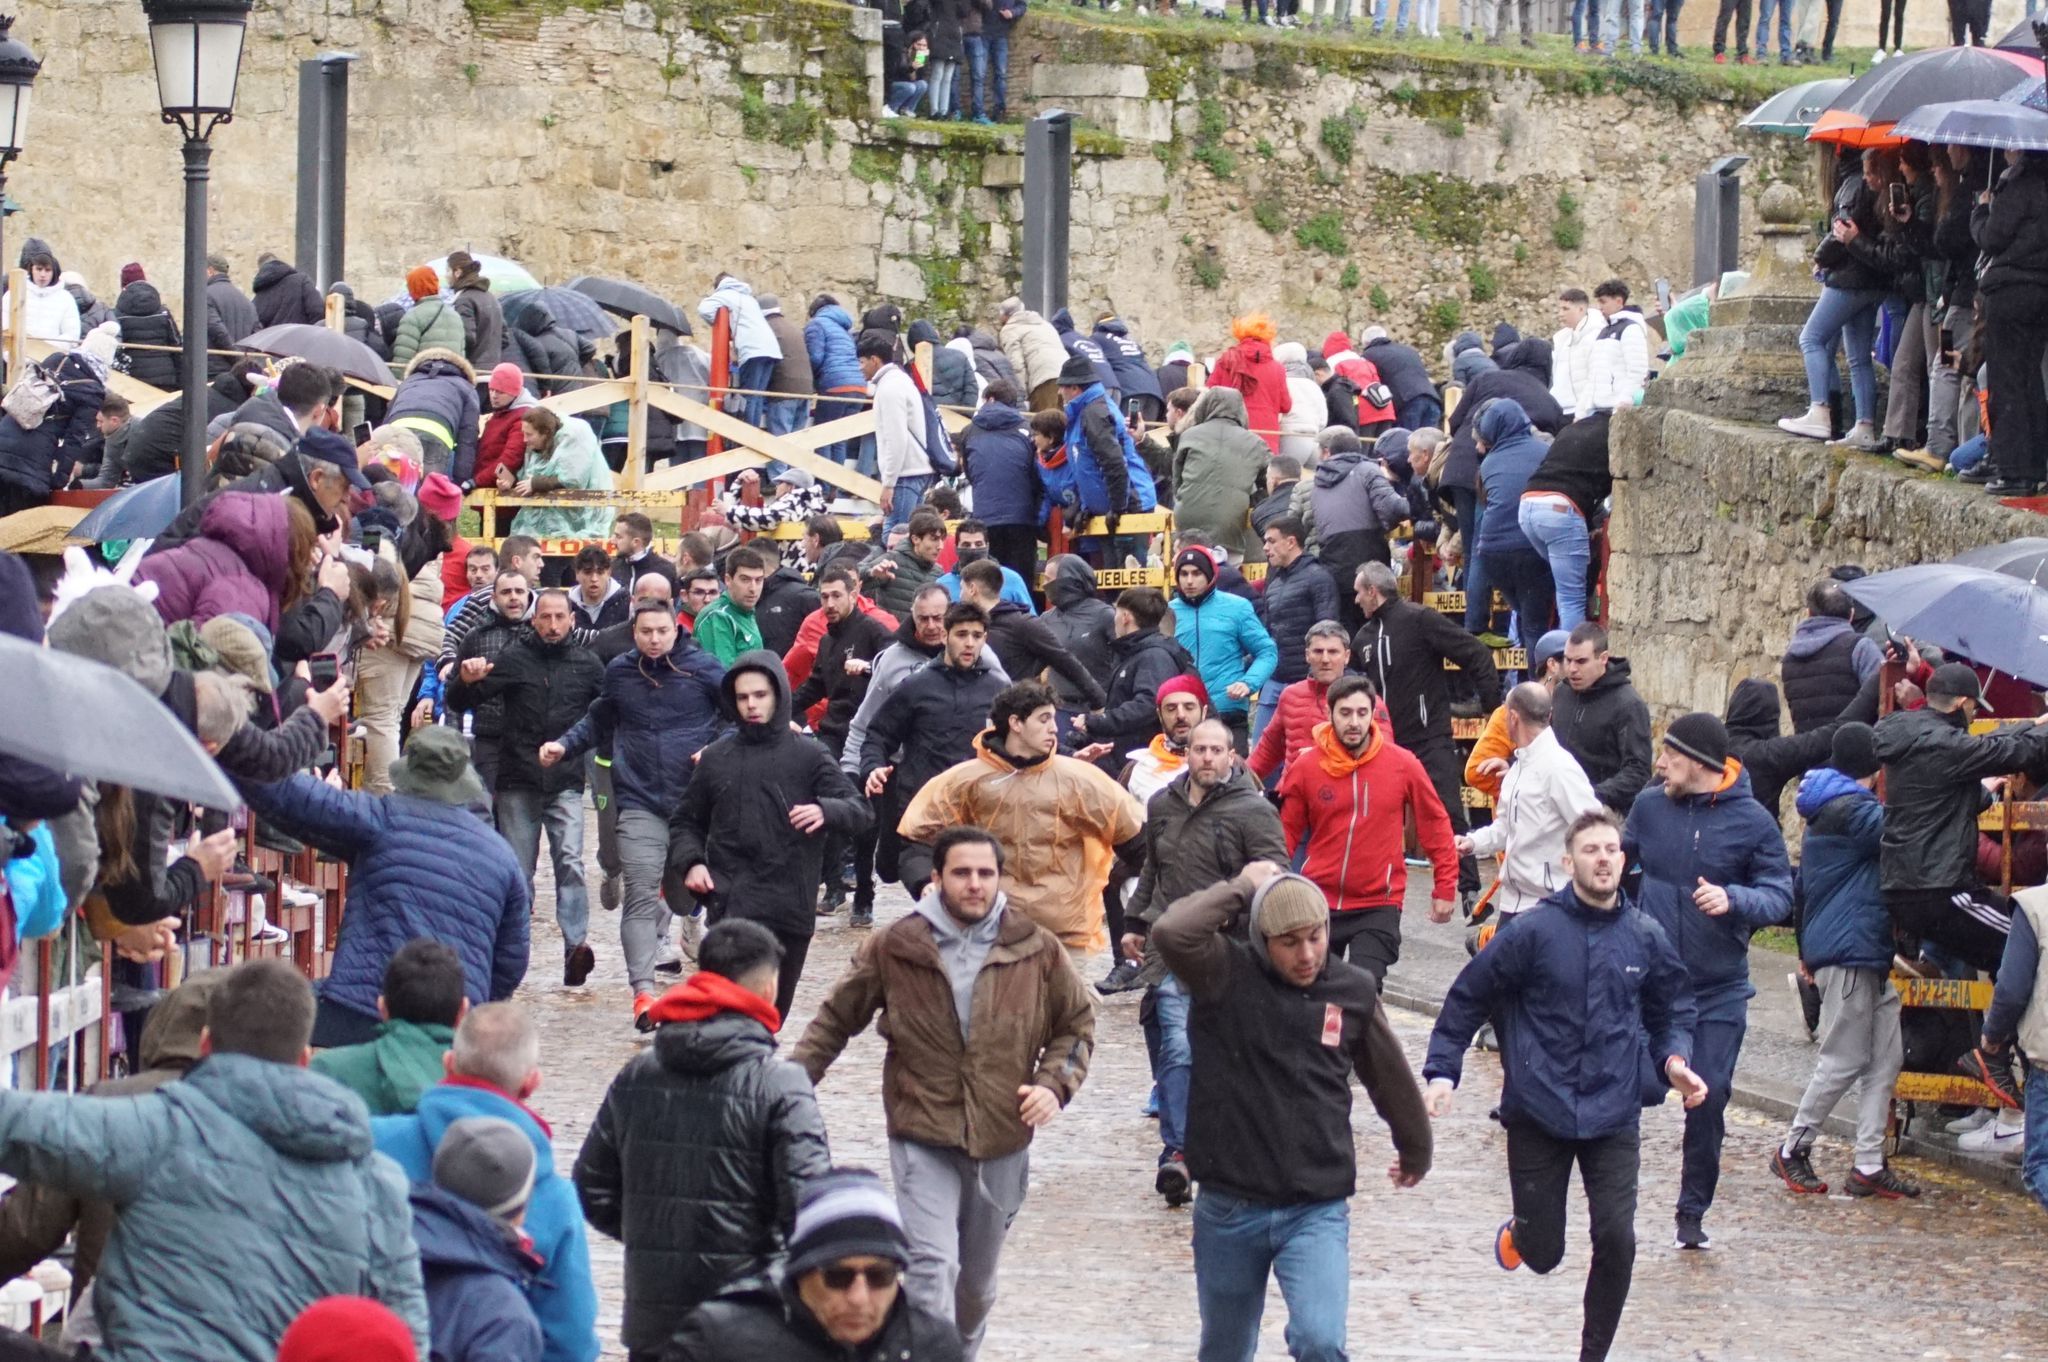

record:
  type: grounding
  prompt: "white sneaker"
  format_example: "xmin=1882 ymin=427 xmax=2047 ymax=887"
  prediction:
xmin=280 ymin=881 xmax=321 ymax=909
xmin=1956 ymin=1109 xmax=2025 ymax=1157
xmin=1871 ymin=47 xmax=1886 ymax=62
xmin=1777 ymin=408 xmax=1832 ymax=441
xmin=1828 ymin=421 xmax=1883 ymax=452
xmin=1945 ymin=1108 xmax=1994 ymax=1136
xmin=879 ymin=107 xmax=900 ymax=119
xmin=678 ymin=911 xmax=704 ymax=963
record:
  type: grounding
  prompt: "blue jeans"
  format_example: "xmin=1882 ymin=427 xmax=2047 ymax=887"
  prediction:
xmin=1371 ymin=0 xmax=1413 ymax=31
xmin=1519 ymin=497 xmax=1592 ymax=632
xmin=1193 ymin=1191 xmax=1350 ymax=1362
xmin=1140 ymin=975 xmax=1192 ymax=1160
xmin=887 ymin=78 xmax=927 ymax=114
xmin=1480 ymin=546 xmax=1557 ymax=657
xmin=983 ymin=33 xmax=1009 ymax=116
xmin=495 ymin=786 xmax=589 ymax=949
xmin=1571 ymin=0 xmax=1603 ymax=40
xmin=763 ymin=396 xmax=809 ymax=481
xmin=1951 ymin=433 xmax=1989 ymax=472
xmin=1677 ymin=1013 xmax=1746 ymax=1221
xmin=2024 ymin=1059 xmax=2048 ymax=1212
xmin=1754 ymin=0 xmax=1792 ymax=54
xmin=926 ymin=59 xmax=957 ymax=118
xmin=812 ymin=393 xmax=864 ymax=465
xmin=887 ymin=473 xmax=935 ymax=534
xmin=963 ymin=36 xmax=990 ymax=117
xmin=1601 ymin=0 xmax=1646 ymax=49
xmin=1250 ymin=677 xmax=1287 ymax=742
xmin=1647 ymin=0 xmax=1683 ymax=46
xmin=736 ymin=354 xmax=777 ymax=429
xmin=1799 ymin=286 xmax=1884 ymax=425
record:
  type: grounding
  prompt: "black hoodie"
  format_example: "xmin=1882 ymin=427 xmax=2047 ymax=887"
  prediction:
xmin=250 ymin=257 xmax=324 ymax=329
xmin=1040 ymin=557 xmax=1117 ymax=708
xmin=1441 ymin=344 xmax=1567 ymax=491
xmin=1724 ymin=677 xmax=1840 ymax=826
xmin=114 ymin=281 xmax=182 ymax=390
xmin=1552 ymin=655 xmax=1653 ymax=813
xmin=667 ymin=650 xmax=871 ymax=936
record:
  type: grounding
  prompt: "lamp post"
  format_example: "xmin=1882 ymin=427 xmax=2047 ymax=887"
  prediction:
xmin=143 ymin=0 xmax=251 ymax=508
xmin=0 ymin=17 xmax=43 ymax=322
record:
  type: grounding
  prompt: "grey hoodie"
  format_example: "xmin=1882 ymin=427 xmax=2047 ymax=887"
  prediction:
xmin=913 ymin=885 xmax=1010 ymax=1039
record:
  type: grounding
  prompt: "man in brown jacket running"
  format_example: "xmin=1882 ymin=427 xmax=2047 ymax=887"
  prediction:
xmin=795 ymin=825 xmax=1095 ymax=1360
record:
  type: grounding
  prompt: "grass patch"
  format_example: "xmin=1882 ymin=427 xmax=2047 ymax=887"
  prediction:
xmin=1428 ymin=297 xmax=1464 ymax=332
xmin=1294 ymin=212 xmax=1347 ymax=255
xmin=1754 ymin=926 xmax=1798 ymax=956
xmin=1253 ymin=196 xmax=1287 ymax=234
xmin=1339 ymin=262 xmax=1362 ymax=291
xmin=1369 ymin=284 xmax=1391 ymax=311
xmin=1319 ymin=111 xmax=1358 ymax=164
xmin=1192 ymin=142 xmax=1238 ymax=178
xmin=1467 ymin=261 xmax=1498 ymax=303
xmin=1192 ymin=253 xmax=1226 ymax=290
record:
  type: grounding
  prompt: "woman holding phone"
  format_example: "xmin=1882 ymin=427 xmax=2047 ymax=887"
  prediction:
xmin=1777 ymin=148 xmax=1896 ymax=453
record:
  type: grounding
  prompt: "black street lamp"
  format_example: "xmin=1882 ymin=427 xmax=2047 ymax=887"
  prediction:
xmin=0 ymin=17 xmax=43 ymax=319
xmin=143 ymin=0 xmax=251 ymax=508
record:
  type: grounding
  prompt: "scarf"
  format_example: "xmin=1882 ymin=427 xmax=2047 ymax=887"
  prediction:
xmin=1311 ymin=719 xmax=1383 ymax=778
xmin=1146 ymin=734 xmax=1187 ymax=771
xmin=645 ymin=969 xmax=784 ymax=1034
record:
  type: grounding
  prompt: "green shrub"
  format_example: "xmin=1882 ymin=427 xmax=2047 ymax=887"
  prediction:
xmin=1198 ymin=98 xmax=1227 ymax=143
xmin=1339 ymin=262 xmax=1362 ymax=292
xmin=1429 ymin=298 xmax=1463 ymax=332
xmin=1294 ymin=213 xmax=1346 ymax=256
xmin=1369 ymin=284 xmax=1391 ymax=312
xmin=1193 ymin=143 xmax=1237 ymax=179
xmin=1555 ymin=189 xmax=1580 ymax=216
xmin=1256 ymin=137 xmax=1275 ymax=159
xmin=1319 ymin=114 xmax=1356 ymax=165
xmin=1553 ymin=214 xmax=1584 ymax=250
xmin=1253 ymin=197 xmax=1287 ymax=235
xmin=1467 ymin=262 xmax=1498 ymax=303
xmin=1193 ymin=255 xmax=1226 ymax=290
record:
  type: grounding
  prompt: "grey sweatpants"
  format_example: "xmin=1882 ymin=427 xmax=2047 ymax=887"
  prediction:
xmin=1786 ymin=965 xmax=1903 ymax=1166
xmin=616 ymin=808 xmax=674 ymax=996
xmin=890 ymin=1139 xmax=1030 ymax=1361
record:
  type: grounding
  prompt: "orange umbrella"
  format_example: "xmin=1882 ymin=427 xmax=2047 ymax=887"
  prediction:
xmin=1807 ymin=109 xmax=1907 ymax=147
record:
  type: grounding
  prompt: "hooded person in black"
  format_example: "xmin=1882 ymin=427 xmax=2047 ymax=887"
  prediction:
xmin=1722 ymin=677 xmax=1840 ymax=826
xmin=1440 ymin=338 xmax=1567 ymax=521
xmin=668 ymin=651 xmax=871 ymax=1016
xmin=1551 ymin=629 xmax=1653 ymax=814
xmin=1039 ymin=555 xmax=1117 ymax=717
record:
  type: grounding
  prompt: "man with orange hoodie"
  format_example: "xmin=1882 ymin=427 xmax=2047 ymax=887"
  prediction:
xmin=1277 ymin=675 xmax=1459 ymax=986
xmin=1207 ymin=314 xmax=1292 ymax=455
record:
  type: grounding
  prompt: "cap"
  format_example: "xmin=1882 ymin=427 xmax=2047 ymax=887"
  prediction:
xmin=786 ymin=1169 xmax=912 ymax=1278
xmin=1248 ymin=873 xmax=1329 ymax=941
xmin=432 ymin=1116 xmax=537 ymax=1223
xmin=1926 ymin=662 xmax=1991 ymax=711
xmin=1829 ymin=722 xmax=1880 ymax=779
xmin=1531 ymin=629 xmax=1571 ymax=674
xmin=757 ymin=293 xmax=783 ymax=315
xmin=1662 ymin=711 xmax=1730 ymax=770
xmin=773 ymin=466 xmax=815 ymax=490
xmin=488 ymin=362 xmax=526 ymax=397
xmin=276 ymin=1297 xmax=416 ymax=1362
xmin=1056 ymin=354 xmax=1098 ymax=387
xmin=297 ymin=427 xmax=373 ymax=491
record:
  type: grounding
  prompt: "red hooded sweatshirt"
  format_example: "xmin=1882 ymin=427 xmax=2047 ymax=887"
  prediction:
xmin=1277 ymin=718 xmax=1458 ymax=910
xmin=1209 ymin=336 xmax=1292 ymax=454
xmin=644 ymin=969 xmax=784 ymax=1032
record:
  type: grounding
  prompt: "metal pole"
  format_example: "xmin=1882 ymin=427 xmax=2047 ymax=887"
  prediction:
xmin=318 ymin=57 xmax=351 ymax=289
xmin=1022 ymin=110 xmax=1072 ymax=319
xmin=179 ymin=136 xmax=212 ymax=509
xmin=293 ymin=61 xmax=320 ymax=284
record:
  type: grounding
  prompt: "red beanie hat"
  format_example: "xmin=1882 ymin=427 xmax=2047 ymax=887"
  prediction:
xmin=416 ymin=472 xmax=464 ymax=523
xmin=488 ymin=362 xmax=525 ymax=396
xmin=276 ymin=1297 xmax=416 ymax=1362
xmin=405 ymin=265 xmax=440 ymax=302
xmin=119 ymin=261 xmax=147 ymax=288
xmin=1156 ymin=673 xmax=1211 ymax=711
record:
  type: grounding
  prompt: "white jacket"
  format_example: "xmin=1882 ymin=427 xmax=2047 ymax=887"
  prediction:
xmin=1578 ymin=307 xmax=1649 ymax=417
xmin=871 ymin=362 xmax=932 ymax=484
xmin=1549 ymin=313 xmax=1600 ymax=415
xmin=2 ymin=280 xmax=81 ymax=343
xmin=1464 ymin=726 xmax=1605 ymax=913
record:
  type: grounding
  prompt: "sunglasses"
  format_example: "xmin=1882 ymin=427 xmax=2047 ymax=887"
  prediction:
xmin=820 ymin=1263 xmax=900 ymax=1292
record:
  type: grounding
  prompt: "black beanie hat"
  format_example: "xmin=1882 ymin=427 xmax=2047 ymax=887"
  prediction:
xmin=1829 ymin=722 xmax=1880 ymax=779
xmin=1662 ymin=711 xmax=1729 ymax=770
xmin=1174 ymin=545 xmax=1219 ymax=585
xmin=1057 ymin=354 xmax=1098 ymax=387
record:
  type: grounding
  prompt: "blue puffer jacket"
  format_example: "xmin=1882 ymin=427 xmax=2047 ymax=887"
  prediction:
xmin=804 ymin=303 xmax=865 ymax=392
xmin=1424 ymin=888 xmax=1696 ymax=1141
xmin=556 ymin=641 xmax=726 ymax=816
xmin=1622 ymin=762 xmax=1796 ymax=1019
xmin=1093 ymin=318 xmax=1165 ymax=410
xmin=0 ymin=1053 xmax=429 ymax=1362
xmin=1057 ymin=384 xmax=1156 ymax=517
xmin=377 ymin=1081 xmax=599 ymax=1362
xmin=236 ymin=776 xmax=531 ymax=1021
xmin=1793 ymin=768 xmax=1890 ymax=972
xmin=1473 ymin=397 xmax=1547 ymax=557
xmin=1051 ymin=307 xmax=1118 ymax=393
xmin=409 ymin=1183 xmax=544 ymax=1362
xmin=1256 ymin=554 xmax=1339 ymax=686
xmin=1168 ymin=584 xmax=1278 ymax=718
xmin=385 ymin=349 xmax=482 ymax=482
xmin=962 ymin=401 xmax=1039 ymax=528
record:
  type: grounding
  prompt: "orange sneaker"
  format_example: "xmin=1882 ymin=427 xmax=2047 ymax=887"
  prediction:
xmin=1494 ymin=1219 xmax=1522 ymax=1271
xmin=633 ymin=992 xmax=657 ymax=1034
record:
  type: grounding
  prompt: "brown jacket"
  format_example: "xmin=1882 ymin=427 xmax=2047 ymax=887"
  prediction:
xmin=793 ymin=902 xmax=1096 ymax=1160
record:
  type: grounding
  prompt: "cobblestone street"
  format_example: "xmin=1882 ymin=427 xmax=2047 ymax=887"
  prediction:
xmin=512 ymin=845 xmax=2048 ymax=1362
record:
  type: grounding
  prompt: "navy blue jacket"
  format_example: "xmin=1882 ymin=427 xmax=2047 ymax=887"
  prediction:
xmin=1425 ymin=888 xmax=1696 ymax=1141
xmin=236 ymin=776 xmax=530 ymax=1022
xmin=803 ymin=304 xmax=864 ymax=393
xmin=0 ymin=352 xmax=106 ymax=497
xmin=1256 ymin=555 xmax=1340 ymax=686
xmin=1360 ymin=336 xmax=1438 ymax=418
xmin=410 ymin=1183 xmax=544 ymax=1362
xmin=1793 ymin=768 xmax=1890 ymax=972
xmin=385 ymin=355 xmax=482 ymax=484
xmin=962 ymin=402 xmax=1040 ymax=528
xmin=1622 ymin=763 xmax=1795 ymax=1019
xmin=557 ymin=642 xmax=726 ymax=817
xmin=1093 ymin=319 xmax=1165 ymax=416
xmin=1473 ymin=399 xmax=1548 ymax=557
xmin=1051 ymin=308 xmax=1118 ymax=394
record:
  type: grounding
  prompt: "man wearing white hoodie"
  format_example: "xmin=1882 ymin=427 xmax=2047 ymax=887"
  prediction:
xmin=1549 ymin=287 xmax=1602 ymax=418
xmin=1577 ymin=279 xmax=1649 ymax=419
xmin=1459 ymin=682 xmax=1605 ymax=916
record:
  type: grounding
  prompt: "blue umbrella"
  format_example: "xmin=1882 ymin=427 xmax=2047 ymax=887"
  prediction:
xmin=1893 ymin=97 xmax=2048 ymax=150
xmin=70 ymin=474 xmax=184 ymax=545
xmin=1841 ymin=563 xmax=2048 ymax=689
xmin=500 ymin=287 xmax=618 ymax=344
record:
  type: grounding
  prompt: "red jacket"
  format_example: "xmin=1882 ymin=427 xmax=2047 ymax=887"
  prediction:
xmin=783 ymin=595 xmax=898 ymax=725
xmin=1249 ymin=677 xmax=1391 ymax=783
xmin=1209 ymin=337 xmax=1292 ymax=454
xmin=437 ymin=536 xmax=476 ymax=611
xmin=474 ymin=404 xmax=532 ymax=490
xmin=1277 ymin=720 xmax=1457 ymax=910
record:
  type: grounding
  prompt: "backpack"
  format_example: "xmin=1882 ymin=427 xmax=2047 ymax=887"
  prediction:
xmin=907 ymin=365 xmax=959 ymax=477
xmin=3 ymin=359 xmax=62 ymax=430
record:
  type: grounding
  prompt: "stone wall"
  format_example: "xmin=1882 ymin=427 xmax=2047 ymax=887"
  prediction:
xmin=13 ymin=0 xmax=1804 ymax=357
xmin=1607 ymin=405 xmax=2043 ymax=724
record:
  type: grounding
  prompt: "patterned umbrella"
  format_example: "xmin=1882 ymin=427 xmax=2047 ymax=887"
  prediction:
xmin=1893 ymin=98 xmax=2048 ymax=151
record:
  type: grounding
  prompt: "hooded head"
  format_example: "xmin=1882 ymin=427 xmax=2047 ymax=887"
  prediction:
xmin=907 ymin=319 xmax=941 ymax=347
xmin=1498 ymin=335 xmax=1553 ymax=385
xmin=47 ymin=586 xmax=173 ymax=696
xmin=1321 ymin=329 xmax=1355 ymax=358
xmin=1722 ymin=677 xmax=1782 ymax=744
xmin=1164 ymin=340 xmax=1194 ymax=365
xmin=720 ymin=648 xmax=793 ymax=736
xmin=1475 ymin=398 xmax=1532 ymax=449
xmin=1044 ymin=554 xmax=1100 ymax=609
xmin=1490 ymin=322 xmax=1521 ymax=354
xmin=1186 ymin=385 xmax=1248 ymax=428
xmin=1051 ymin=306 xmax=1076 ymax=332
xmin=116 ymin=280 xmax=166 ymax=317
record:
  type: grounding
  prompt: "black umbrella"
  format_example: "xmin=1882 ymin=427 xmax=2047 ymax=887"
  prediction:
xmin=1841 ymin=562 xmax=2048 ymax=689
xmin=1994 ymin=14 xmax=2048 ymax=55
xmin=564 ymin=276 xmax=692 ymax=335
xmin=1951 ymin=537 xmax=2048 ymax=584
xmin=500 ymin=287 xmax=618 ymax=344
xmin=0 ymin=631 xmax=238 ymax=809
xmin=70 ymin=474 xmax=183 ymax=545
xmin=1809 ymin=46 xmax=2040 ymax=143
xmin=241 ymin=323 xmax=398 ymax=386
xmin=1893 ymin=97 xmax=2048 ymax=149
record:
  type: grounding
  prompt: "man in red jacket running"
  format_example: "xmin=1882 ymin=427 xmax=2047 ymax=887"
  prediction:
xmin=1277 ymin=675 xmax=1458 ymax=986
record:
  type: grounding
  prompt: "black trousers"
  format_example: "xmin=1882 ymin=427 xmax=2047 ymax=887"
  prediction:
xmin=986 ymin=522 xmax=1040 ymax=601
xmin=1221 ymin=709 xmax=1251 ymax=756
xmin=1507 ymin=1123 xmax=1641 ymax=1362
xmin=1408 ymin=735 xmax=1478 ymax=893
xmin=1985 ymin=284 xmax=2048 ymax=483
xmin=1329 ymin=907 xmax=1401 ymax=990
xmin=772 ymin=929 xmax=812 ymax=1019
xmin=1886 ymin=884 xmax=2013 ymax=974
xmin=1712 ymin=0 xmax=1749 ymax=53
xmin=824 ymin=735 xmax=879 ymax=908
xmin=1877 ymin=0 xmax=1904 ymax=45
xmin=1950 ymin=0 xmax=1989 ymax=42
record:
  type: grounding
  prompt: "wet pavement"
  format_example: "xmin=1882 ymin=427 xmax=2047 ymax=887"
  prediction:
xmin=511 ymin=833 xmax=2048 ymax=1362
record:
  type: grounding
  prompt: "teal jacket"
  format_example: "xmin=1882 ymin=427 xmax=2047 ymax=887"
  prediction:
xmin=0 ymin=1053 xmax=428 ymax=1362
xmin=310 ymin=1018 xmax=456 ymax=1116
xmin=1168 ymin=584 xmax=1278 ymax=717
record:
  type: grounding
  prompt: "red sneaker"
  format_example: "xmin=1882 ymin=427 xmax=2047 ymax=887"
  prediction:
xmin=1494 ymin=1219 xmax=1522 ymax=1271
xmin=633 ymin=992 xmax=657 ymax=1033
xmin=1713 ymin=50 xmax=1727 ymax=62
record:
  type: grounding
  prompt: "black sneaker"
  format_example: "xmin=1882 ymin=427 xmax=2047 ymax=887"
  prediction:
xmin=1156 ymin=1153 xmax=1193 ymax=1207
xmin=1099 ymin=960 xmax=1144 ymax=994
xmin=1674 ymin=1214 xmax=1711 ymax=1250
xmin=1847 ymin=1164 xmax=1921 ymax=1199
xmin=1770 ymin=1146 xmax=1828 ymax=1195
xmin=818 ymin=885 xmax=844 ymax=916
xmin=1985 ymin=477 xmax=2044 ymax=497
xmin=1958 ymin=463 xmax=1997 ymax=484
xmin=849 ymin=904 xmax=875 ymax=928
xmin=564 ymin=942 xmax=596 ymax=988
xmin=1957 ymin=1047 xmax=2023 ymax=1109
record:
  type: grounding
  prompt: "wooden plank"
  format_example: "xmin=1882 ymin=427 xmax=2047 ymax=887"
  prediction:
xmin=1460 ymin=786 xmax=1493 ymax=809
xmin=1893 ymin=1072 xmax=2002 ymax=1107
xmin=1451 ymin=717 xmax=1486 ymax=741
xmin=640 ymin=393 xmax=884 ymax=502
xmin=1978 ymin=801 xmax=2048 ymax=833
xmin=1070 ymin=511 xmax=1176 ymax=536
xmin=536 ymin=380 xmax=630 ymax=420
xmin=1425 ymin=591 xmax=1467 ymax=614
xmin=1446 ymin=649 xmax=1527 ymax=671
xmin=1891 ymin=975 xmax=1996 ymax=1010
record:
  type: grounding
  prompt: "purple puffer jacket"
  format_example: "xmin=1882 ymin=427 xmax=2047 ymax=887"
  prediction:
xmin=134 ymin=490 xmax=293 ymax=633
